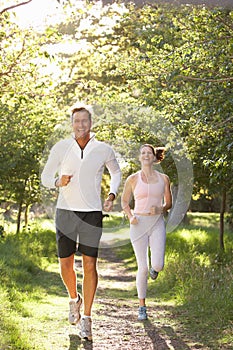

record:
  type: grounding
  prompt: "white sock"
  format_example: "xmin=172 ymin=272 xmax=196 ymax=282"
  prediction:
xmin=82 ymin=315 xmax=91 ymax=319
xmin=70 ymin=295 xmax=80 ymax=303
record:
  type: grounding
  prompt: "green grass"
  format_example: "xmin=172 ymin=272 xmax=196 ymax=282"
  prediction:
xmin=0 ymin=224 xmax=61 ymax=350
xmin=0 ymin=213 xmax=232 ymax=349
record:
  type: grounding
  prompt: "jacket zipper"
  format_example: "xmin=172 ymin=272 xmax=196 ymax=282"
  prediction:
xmin=76 ymin=134 xmax=94 ymax=159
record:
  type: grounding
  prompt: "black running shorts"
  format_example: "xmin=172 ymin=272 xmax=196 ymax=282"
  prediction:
xmin=56 ymin=209 xmax=103 ymax=258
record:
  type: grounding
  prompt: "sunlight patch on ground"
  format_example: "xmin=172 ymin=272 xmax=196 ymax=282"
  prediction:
xmin=21 ymin=297 xmax=72 ymax=350
xmin=178 ymin=227 xmax=209 ymax=243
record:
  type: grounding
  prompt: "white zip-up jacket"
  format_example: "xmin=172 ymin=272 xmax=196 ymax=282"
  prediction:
xmin=41 ymin=135 xmax=121 ymax=211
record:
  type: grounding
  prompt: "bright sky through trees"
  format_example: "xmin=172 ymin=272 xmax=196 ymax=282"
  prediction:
xmin=1 ymin=0 xmax=64 ymax=29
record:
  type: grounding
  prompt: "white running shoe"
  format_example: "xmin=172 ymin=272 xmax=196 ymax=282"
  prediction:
xmin=78 ymin=317 xmax=92 ymax=341
xmin=68 ymin=295 xmax=82 ymax=325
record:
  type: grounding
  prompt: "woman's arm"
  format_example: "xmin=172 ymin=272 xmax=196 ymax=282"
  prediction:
xmin=162 ymin=174 xmax=172 ymax=213
xmin=121 ymin=176 xmax=133 ymax=219
xmin=121 ymin=174 xmax=138 ymax=224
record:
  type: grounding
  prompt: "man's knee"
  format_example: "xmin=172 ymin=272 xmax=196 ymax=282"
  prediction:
xmin=82 ymin=255 xmax=97 ymax=274
xmin=59 ymin=254 xmax=74 ymax=272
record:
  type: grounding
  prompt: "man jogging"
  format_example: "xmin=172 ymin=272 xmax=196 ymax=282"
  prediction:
xmin=41 ymin=105 xmax=121 ymax=340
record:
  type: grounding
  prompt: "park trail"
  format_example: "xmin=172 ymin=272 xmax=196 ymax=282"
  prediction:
xmin=41 ymin=243 xmax=211 ymax=350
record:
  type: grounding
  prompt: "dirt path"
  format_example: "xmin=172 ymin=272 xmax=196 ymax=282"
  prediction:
xmin=62 ymin=246 xmax=206 ymax=350
xmin=32 ymin=243 xmax=213 ymax=350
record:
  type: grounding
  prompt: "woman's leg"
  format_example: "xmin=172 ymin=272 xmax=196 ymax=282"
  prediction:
xmin=132 ymin=233 xmax=149 ymax=305
xmin=149 ymin=218 xmax=166 ymax=272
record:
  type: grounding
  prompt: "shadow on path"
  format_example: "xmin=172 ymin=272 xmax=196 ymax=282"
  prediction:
xmin=143 ymin=320 xmax=191 ymax=350
xmin=68 ymin=334 xmax=93 ymax=350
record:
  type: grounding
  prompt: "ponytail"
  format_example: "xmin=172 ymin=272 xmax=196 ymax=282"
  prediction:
xmin=155 ymin=147 xmax=166 ymax=162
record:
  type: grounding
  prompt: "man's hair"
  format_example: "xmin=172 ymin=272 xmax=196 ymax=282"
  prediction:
xmin=71 ymin=107 xmax=92 ymax=121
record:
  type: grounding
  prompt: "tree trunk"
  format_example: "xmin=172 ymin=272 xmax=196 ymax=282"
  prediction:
xmin=219 ymin=189 xmax=226 ymax=251
xmin=16 ymin=200 xmax=23 ymax=234
xmin=24 ymin=204 xmax=29 ymax=227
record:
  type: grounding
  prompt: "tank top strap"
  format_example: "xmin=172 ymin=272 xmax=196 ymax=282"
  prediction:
xmin=157 ymin=171 xmax=165 ymax=185
xmin=136 ymin=170 xmax=146 ymax=187
xmin=138 ymin=170 xmax=143 ymax=183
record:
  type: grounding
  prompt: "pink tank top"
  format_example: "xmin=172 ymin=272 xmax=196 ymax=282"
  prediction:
xmin=133 ymin=171 xmax=165 ymax=213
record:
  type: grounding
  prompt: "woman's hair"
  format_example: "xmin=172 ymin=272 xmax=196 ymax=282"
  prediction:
xmin=140 ymin=144 xmax=166 ymax=162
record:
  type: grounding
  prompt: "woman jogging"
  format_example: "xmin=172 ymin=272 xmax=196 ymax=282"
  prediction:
xmin=121 ymin=144 xmax=172 ymax=321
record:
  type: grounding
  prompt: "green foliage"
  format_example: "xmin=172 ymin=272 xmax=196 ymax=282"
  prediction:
xmin=1 ymin=1 xmax=232 ymax=234
xmin=92 ymin=104 xmax=181 ymax=182
xmin=0 ymin=7 xmax=64 ymax=229
xmin=53 ymin=1 xmax=233 ymax=229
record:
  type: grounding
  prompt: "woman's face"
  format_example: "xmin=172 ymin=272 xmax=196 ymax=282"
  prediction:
xmin=139 ymin=146 xmax=155 ymax=165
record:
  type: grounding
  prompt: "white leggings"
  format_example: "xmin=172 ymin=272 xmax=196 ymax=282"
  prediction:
xmin=130 ymin=216 xmax=166 ymax=299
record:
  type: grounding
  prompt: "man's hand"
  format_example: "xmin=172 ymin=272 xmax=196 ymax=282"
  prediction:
xmin=103 ymin=193 xmax=115 ymax=212
xmin=103 ymin=199 xmax=113 ymax=212
xmin=55 ymin=175 xmax=73 ymax=187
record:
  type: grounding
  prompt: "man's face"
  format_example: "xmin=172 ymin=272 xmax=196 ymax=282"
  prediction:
xmin=72 ymin=110 xmax=92 ymax=139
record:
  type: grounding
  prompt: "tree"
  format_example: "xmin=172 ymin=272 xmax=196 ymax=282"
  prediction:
xmin=0 ymin=6 xmax=63 ymax=232
xmin=53 ymin=2 xmax=232 ymax=246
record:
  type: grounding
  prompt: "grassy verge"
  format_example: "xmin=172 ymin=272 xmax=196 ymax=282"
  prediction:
xmin=0 ymin=224 xmax=60 ymax=350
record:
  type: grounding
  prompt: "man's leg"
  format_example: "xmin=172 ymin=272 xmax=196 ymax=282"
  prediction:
xmin=82 ymin=254 xmax=98 ymax=316
xmin=77 ymin=211 xmax=101 ymax=340
xmin=59 ymin=253 xmax=82 ymax=325
xmin=59 ymin=253 xmax=77 ymax=298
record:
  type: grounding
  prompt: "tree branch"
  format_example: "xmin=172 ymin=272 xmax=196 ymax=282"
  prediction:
xmin=0 ymin=0 xmax=32 ymax=16
xmin=0 ymin=38 xmax=26 ymax=78
xmin=177 ymin=75 xmax=233 ymax=83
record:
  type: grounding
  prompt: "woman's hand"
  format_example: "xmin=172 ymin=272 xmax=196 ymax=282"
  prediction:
xmin=130 ymin=215 xmax=139 ymax=225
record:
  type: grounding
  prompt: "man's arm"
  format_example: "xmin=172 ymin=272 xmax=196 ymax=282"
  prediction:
xmin=106 ymin=158 xmax=121 ymax=196
xmin=41 ymin=145 xmax=60 ymax=188
xmin=103 ymin=158 xmax=121 ymax=212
